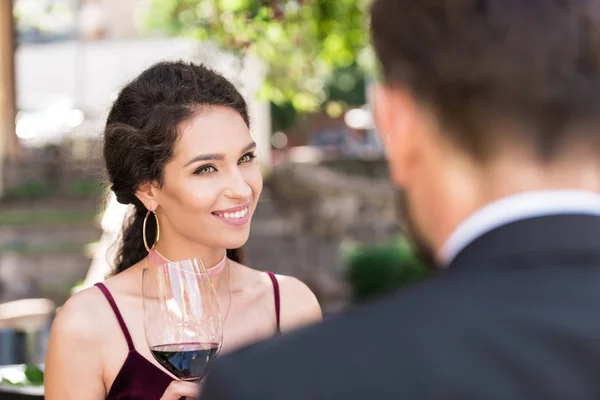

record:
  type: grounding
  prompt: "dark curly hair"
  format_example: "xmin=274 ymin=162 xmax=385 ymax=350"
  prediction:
xmin=104 ymin=61 xmax=249 ymax=273
xmin=370 ymin=0 xmax=600 ymax=161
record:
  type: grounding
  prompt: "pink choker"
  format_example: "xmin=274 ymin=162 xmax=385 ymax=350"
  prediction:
xmin=148 ymin=249 xmax=227 ymax=277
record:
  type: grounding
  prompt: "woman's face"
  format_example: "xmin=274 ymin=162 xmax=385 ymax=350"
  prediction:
xmin=156 ymin=106 xmax=263 ymax=251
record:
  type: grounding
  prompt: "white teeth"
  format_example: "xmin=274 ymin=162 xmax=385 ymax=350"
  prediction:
xmin=220 ymin=208 xmax=248 ymax=219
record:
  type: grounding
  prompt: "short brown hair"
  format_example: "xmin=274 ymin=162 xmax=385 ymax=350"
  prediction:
xmin=370 ymin=0 xmax=600 ymax=160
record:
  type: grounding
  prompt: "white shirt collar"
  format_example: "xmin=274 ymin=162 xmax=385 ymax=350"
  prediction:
xmin=439 ymin=190 xmax=600 ymax=266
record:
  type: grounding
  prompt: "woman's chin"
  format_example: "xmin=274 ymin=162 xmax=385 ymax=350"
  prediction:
xmin=203 ymin=219 xmax=252 ymax=250
xmin=220 ymin=233 xmax=251 ymax=251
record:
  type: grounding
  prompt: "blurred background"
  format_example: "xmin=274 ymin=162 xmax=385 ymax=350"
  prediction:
xmin=0 ymin=0 xmax=427 ymax=393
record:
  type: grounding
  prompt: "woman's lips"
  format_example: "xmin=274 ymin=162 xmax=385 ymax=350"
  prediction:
xmin=212 ymin=205 xmax=250 ymax=226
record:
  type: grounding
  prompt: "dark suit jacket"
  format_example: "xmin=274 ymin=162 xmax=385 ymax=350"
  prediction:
xmin=201 ymin=215 xmax=600 ymax=399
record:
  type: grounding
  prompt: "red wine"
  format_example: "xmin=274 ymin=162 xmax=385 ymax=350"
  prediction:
xmin=151 ymin=342 xmax=219 ymax=381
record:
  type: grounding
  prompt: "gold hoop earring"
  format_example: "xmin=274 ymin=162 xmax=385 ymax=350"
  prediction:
xmin=143 ymin=210 xmax=160 ymax=252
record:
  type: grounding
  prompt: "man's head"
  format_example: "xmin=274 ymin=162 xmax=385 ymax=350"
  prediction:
xmin=371 ymin=0 xmax=600 ymax=262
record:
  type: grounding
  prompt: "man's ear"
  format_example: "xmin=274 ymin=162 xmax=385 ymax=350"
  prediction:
xmin=135 ymin=181 xmax=160 ymax=211
xmin=372 ymin=84 xmax=421 ymax=186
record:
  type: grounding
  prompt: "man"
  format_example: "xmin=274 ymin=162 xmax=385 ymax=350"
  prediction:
xmin=201 ymin=1 xmax=600 ymax=398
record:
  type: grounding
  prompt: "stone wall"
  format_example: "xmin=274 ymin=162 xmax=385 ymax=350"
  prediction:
xmin=0 ymin=222 xmax=101 ymax=304
xmin=268 ymin=162 xmax=399 ymax=242
xmin=245 ymin=162 xmax=401 ymax=313
xmin=2 ymin=143 xmax=104 ymax=193
xmin=320 ymin=156 xmax=390 ymax=179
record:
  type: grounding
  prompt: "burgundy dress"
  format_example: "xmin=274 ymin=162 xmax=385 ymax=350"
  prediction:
xmin=95 ymin=271 xmax=281 ymax=400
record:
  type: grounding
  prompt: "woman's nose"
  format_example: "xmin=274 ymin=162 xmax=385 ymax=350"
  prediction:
xmin=224 ymin=170 xmax=252 ymax=199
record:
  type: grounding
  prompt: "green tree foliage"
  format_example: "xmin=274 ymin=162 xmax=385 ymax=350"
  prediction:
xmin=145 ymin=0 xmax=373 ymax=113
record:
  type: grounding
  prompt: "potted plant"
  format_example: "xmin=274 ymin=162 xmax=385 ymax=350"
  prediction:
xmin=345 ymin=236 xmax=432 ymax=302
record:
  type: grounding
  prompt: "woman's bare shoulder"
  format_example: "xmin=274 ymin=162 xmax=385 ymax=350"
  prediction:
xmin=51 ymin=286 xmax=111 ymax=344
xmin=45 ymin=286 xmax=111 ymax=399
xmin=272 ymin=273 xmax=322 ymax=331
xmin=234 ymin=263 xmax=323 ymax=331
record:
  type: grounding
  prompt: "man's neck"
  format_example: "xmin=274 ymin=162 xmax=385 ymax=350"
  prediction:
xmin=427 ymin=151 xmax=600 ymax=264
xmin=437 ymin=189 xmax=600 ymax=265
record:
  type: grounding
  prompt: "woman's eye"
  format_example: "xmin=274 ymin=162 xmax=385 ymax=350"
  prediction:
xmin=239 ymin=153 xmax=256 ymax=164
xmin=194 ymin=165 xmax=216 ymax=175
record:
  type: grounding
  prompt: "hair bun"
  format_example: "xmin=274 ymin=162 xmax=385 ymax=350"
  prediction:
xmin=112 ymin=186 xmax=135 ymax=205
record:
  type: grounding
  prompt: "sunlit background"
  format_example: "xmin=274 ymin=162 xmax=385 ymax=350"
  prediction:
xmin=0 ymin=0 xmax=426 ymax=394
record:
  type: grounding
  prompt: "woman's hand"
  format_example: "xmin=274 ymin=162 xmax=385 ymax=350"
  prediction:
xmin=159 ymin=380 xmax=201 ymax=400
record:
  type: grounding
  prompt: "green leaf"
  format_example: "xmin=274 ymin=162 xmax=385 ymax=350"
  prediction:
xmin=24 ymin=365 xmax=44 ymax=386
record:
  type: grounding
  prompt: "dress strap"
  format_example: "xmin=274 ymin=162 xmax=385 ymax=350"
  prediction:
xmin=95 ymin=282 xmax=135 ymax=351
xmin=266 ymin=272 xmax=281 ymax=332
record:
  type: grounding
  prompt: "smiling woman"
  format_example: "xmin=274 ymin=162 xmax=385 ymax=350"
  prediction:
xmin=43 ymin=61 xmax=322 ymax=400
xmin=138 ymin=106 xmax=262 ymax=264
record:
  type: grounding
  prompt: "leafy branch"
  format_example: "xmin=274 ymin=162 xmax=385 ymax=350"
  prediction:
xmin=145 ymin=0 xmax=373 ymax=113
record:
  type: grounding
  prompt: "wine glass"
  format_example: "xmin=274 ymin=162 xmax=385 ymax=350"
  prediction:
xmin=142 ymin=258 xmax=223 ymax=382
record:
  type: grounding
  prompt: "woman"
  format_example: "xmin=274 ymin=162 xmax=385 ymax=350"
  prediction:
xmin=45 ymin=61 xmax=322 ymax=400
